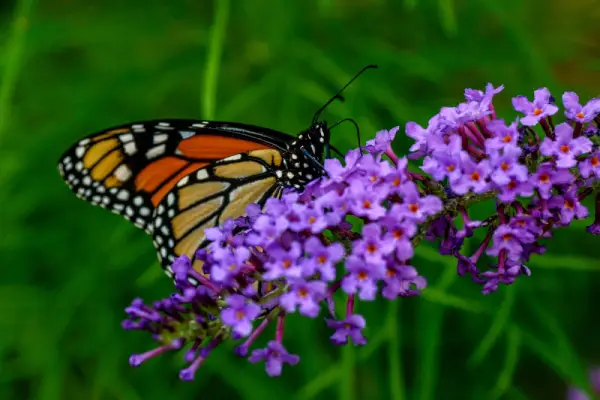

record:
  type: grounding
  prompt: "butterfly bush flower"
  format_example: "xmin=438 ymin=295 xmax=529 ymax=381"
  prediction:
xmin=123 ymin=84 xmax=600 ymax=379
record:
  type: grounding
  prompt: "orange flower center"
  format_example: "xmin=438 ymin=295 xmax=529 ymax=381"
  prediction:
xmin=539 ymin=173 xmax=550 ymax=183
xmin=386 ymin=268 xmax=396 ymax=278
xmin=576 ymin=112 xmax=585 ymax=119
xmin=298 ymin=288 xmax=309 ymax=298
xmin=502 ymin=135 xmax=512 ymax=143
xmin=308 ymin=216 xmax=317 ymax=224
xmin=500 ymin=162 xmax=510 ymax=171
xmin=470 ymin=171 xmax=481 ymax=181
xmin=533 ymin=108 xmax=543 ymax=116
xmin=317 ymin=255 xmax=327 ymax=264
xmin=367 ymin=244 xmax=377 ymax=253
xmin=408 ymin=204 xmax=419 ymax=213
xmin=393 ymin=229 xmax=404 ymax=239
xmin=564 ymin=199 xmax=574 ymax=209
xmin=392 ymin=177 xmax=401 ymax=186
xmin=282 ymin=259 xmax=292 ymax=269
xmin=363 ymin=200 xmax=372 ymax=209
xmin=446 ymin=164 xmax=456 ymax=172
xmin=235 ymin=310 xmax=246 ymax=320
xmin=502 ymin=233 xmax=513 ymax=241
xmin=507 ymin=180 xmax=517 ymax=190
xmin=591 ymin=155 xmax=599 ymax=167
xmin=358 ymin=271 xmax=368 ymax=281
xmin=560 ymin=145 xmax=570 ymax=154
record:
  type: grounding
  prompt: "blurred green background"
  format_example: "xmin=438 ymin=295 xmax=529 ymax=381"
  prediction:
xmin=1 ymin=0 xmax=600 ymax=399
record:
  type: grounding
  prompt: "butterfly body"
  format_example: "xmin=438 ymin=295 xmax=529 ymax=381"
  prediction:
xmin=58 ymin=119 xmax=330 ymax=273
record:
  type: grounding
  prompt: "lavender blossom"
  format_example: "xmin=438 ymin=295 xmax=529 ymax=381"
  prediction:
xmin=123 ymin=83 xmax=600 ymax=380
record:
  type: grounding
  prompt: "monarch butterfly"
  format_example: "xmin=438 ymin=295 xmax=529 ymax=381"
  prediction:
xmin=58 ymin=65 xmax=376 ymax=278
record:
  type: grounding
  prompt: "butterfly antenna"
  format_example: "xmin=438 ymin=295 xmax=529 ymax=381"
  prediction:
xmin=330 ymin=118 xmax=361 ymax=150
xmin=312 ymin=64 xmax=378 ymax=124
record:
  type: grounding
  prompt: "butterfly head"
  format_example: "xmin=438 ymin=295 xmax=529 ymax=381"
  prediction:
xmin=282 ymin=121 xmax=331 ymax=190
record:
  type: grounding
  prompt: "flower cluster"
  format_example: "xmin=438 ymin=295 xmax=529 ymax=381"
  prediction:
xmin=123 ymin=85 xmax=600 ymax=379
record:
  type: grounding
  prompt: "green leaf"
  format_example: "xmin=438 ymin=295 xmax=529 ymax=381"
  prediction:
xmin=488 ymin=325 xmax=521 ymax=400
xmin=201 ymin=0 xmax=230 ymax=119
xmin=387 ymin=300 xmax=405 ymax=400
xmin=527 ymin=254 xmax=600 ymax=270
xmin=469 ymin=284 xmax=516 ymax=365
xmin=421 ymin=288 xmax=486 ymax=313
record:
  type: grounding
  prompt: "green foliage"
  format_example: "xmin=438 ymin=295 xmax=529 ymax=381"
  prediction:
xmin=1 ymin=0 xmax=599 ymax=399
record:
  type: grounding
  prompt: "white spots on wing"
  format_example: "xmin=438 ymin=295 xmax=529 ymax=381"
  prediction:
xmin=113 ymin=203 xmax=125 ymax=212
xmin=102 ymin=196 xmax=110 ymax=205
xmin=91 ymin=195 xmax=101 ymax=204
xmin=75 ymin=161 xmax=83 ymax=171
xmin=167 ymin=193 xmax=175 ymax=205
xmin=132 ymin=124 xmax=145 ymax=132
xmin=153 ymin=134 xmax=168 ymax=144
xmin=79 ymin=138 xmax=91 ymax=146
xmin=319 ymin=138 xmax=325 ymax=143
xmin=157 ymin=204 xmax=165 ymax=215
xmin=119 ymin=133 xmax=134 ymax=142
xmin=124 ymin=142 xmax=137 ymax=155
xmin=303 ymin=163 xmax=309 ymax=168
xmin=154 ymin=217 xmax=163 ymax=227
xmin=155 ymin=236 xmax=164 ymax=245
xmin=160 ymin=247 xmax=167 ymax=258
xmin=114 ymin=165 xmax=132 ymax=182
xmin=145 ymin=144 xmax=166 ymax=159
xmin=177 ymin=176 xmax=189 ymax=187
xmin=167 ymin=209 xmax=176 ymax=218
xmin=134 ymin=218 xmax=146 ymax=229
xmin=125 ymin=206 xmax=135 ymax=217
xmin=96 ymin=186 xmax=106 ymax=193
xmin=133 ymin=196 xmax=144 ymax=206
xmin=291 ymin=154 xmax=298 ymax=160
xmin=180 ymin=130 xmax=195 ymax=139
xmin=139 ymin=207 xmax=151 ymax=217
xmin=117 ymin=189 xmax=129 ymax=201
xmin=75 ymin=146 xmax=85 ymax=158
xmin=221 ymin=154 xmax=242 ymax=162
xmin=275 ymin=170 xmax=283 ymax=178
xmin=82 ymin=176 xmax=92 ymax=186
xmin=161 ymin=225 xmax=169 ymax=236
xmin=191 ymin=122 xmax=208 ymax=128
xmin=167 ymin=239 xmax=174 ymax=248
xmin=196 ymin=169 xmax=209 ymax=180
xmin=306 ymin=174 xmax=313 ymax=180
xmin=287 ymin=172 xmax=295 ymax=179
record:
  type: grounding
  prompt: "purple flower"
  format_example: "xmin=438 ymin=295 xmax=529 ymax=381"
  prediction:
xmin=562 ymin=92 xmax=600 ymax=123
xmin=303 ymin=237 xmax=345 ymax=281
xmin=381 ymin=263 xmax=426 ymax=299
xmin=580 ymin=152 xmax=600 ymax=179
xmin=451 ymin=154 xmax=491 ymax=195
xmin=532 ymin=163 xmax=573 ymax=199
xmin=342 ymin=255 xmax=385 ymax=300
xmin=263 ymin=242 xmax=303 ymax=280
xmin=489 ymin=145 xmax=528 ymax=186
xmin=512 ymin=88 xmax=559 ymax=126
xmin=325 ymin=314 xmax=367 ymax=345
xmin=566 ymin=366 xmax=600 ymax=400
xmin=464 ymin=83 xmax=504 ymax=108
xmin=421 ymin=135 xmax=464 ymax=181
xmin=485 ymin=119 xmax=520 ymax=150
xmin=221 ymin=294 xmax=261 ymax=337
xmin=487 ymin=225 xmax=534 ymax=260
xmin=249 ymin=341 xmax=300 ymax=377
xmin=210 ymin=247 xmax=251 ymax=285
xmin=346 ymin=179 xmax=388 ymax=220
xmin=539 ymin=123 xmax=592 ymax=168
xmin=394 ymin=182 xmax=442 ymax=222
xmin=364 ymin=126 xmax=399 ymax=153
xmin=497 ymin=176 xmax=534 ymax=203
xmin=279 ymin=279 xmax=326 ymax=317
xmin=548 ymin=190 xmax=588 ymax=225
xmin=352 ymin=223 xmax=395 ymax=264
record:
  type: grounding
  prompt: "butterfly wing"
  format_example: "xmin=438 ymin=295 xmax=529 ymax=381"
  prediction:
xmin=151 ymin=148 xmax=286 ymax=273
xmin=57 ymin=119 xmax=292 ymax=234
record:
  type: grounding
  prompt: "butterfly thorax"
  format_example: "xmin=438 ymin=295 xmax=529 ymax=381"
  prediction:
xmin=279 ymin=122 xmax=331 ymax=190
